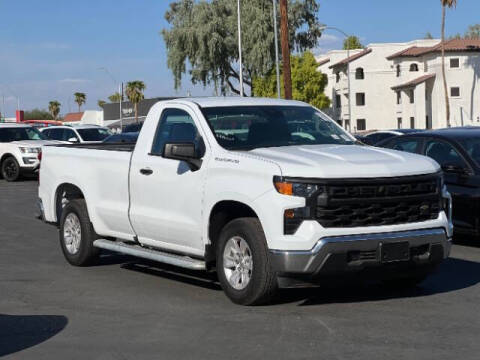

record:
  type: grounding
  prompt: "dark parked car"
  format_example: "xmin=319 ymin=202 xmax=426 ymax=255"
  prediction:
xmin=377 ymin=128 xmax=480 ymax=237
xmin=103 ymin=132 xmax=139 ymax=144
xmin=361 ymin=129 xmax=422 ymax=146
xmin=122 ymin=122 xmax=144 ymax=133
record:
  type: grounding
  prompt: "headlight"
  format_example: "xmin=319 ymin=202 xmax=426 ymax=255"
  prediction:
xmin=273 ymin=176 xmax=323 ymax=197
xmin=19 ymin=147 xmax=40 ymax=154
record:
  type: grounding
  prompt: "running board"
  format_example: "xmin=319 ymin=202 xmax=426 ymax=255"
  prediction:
xmin=93 ymin=239 xmax=206 ymax=270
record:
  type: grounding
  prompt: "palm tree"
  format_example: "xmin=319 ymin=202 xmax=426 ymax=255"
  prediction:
xmin=441 ymin=0 xmax=457 ymax=128
xmin=48 ymin=101 xmax=61 ymax=120
xmin=98 ymin=100 xmax=106 ymax=108
xmin=74 ymin=92 xmax=86 ymax=112
xmin=126 ymin=81 xmax=146 ymax=123
xmin=108 ymin=92 xmax=122 ymax=103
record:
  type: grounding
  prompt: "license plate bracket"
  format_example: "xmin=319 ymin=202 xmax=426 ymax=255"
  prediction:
xmin=380 ymin=242 xmax=410 ymax=263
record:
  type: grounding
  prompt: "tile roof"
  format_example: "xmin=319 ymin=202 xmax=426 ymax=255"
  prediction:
xmin=391 ymin=74 xmax=436 ymax=91
xmin=387 ymin=39 xmax=480 ymax=60
xmin=317 ymin=58 xmax=330 ymax=66
xmin=63 ymin=112 xmax=83 ymax=122
xmin=329 ymin=48 xmax=372 ymax=68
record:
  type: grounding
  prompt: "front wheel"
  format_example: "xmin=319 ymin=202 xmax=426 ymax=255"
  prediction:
xmin=216 ymin=218 xmax=277 ymax=305
xmin=59 ymin=199 xmax=99 ymax=266
xmin=1 ymin=156 xmax=21 ymax=182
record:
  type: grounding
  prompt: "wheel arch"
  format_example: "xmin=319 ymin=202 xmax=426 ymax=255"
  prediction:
xmin=54 ymin=183 xmax=86 ymax=223
xmin=206 ymin=200 xmax=262 ymax=268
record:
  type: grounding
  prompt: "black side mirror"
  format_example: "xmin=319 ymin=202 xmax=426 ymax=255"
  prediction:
xmin=163 ymin=142 xmax=203 ymax=171
xmin=442 ymin=163 xmax=468 ymax=175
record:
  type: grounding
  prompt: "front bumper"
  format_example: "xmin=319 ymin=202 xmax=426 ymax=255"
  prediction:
xmin=270 ymin=228 xmax=450 ymax=277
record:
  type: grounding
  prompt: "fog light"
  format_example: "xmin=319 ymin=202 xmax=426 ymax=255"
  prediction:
xmin=284 ymin=208 xmax=310 ymax=235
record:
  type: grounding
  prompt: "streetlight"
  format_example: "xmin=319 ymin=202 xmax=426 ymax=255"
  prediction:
xmin=99 ymin=67 xmax=123 ymax=130
xmin=237 ymin=0 xmax=244 ymax=97
xmin=319 ymin=25 xmax=352 ymax=130
xmin=272 ymin=0 xmax=281 ymax=98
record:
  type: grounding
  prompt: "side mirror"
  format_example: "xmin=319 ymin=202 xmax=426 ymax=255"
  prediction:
xmin=442 ymin=163 xmax=468 ymax=175
xmin=163 ymin=143 xmax=202 ymax=171
xmin=68 ymin=137 xmax=79 ymax=143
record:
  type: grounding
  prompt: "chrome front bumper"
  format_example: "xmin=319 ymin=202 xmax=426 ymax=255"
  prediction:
xmin=270 ymin=228 xmax=451 ymax=275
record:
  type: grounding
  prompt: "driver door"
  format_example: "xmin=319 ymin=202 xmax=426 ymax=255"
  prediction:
xmin=129 ymin=106 xmax=209 ymax=256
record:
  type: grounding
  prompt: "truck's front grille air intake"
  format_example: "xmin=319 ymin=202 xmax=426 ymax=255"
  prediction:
xmin=315 ymin=175 xmax=441 ymax=228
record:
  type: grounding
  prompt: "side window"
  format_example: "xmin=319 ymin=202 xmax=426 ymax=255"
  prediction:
xmin=42 ymin=129 xmax=51 ymax=138
xmin=389 ymin=138 xmax=420 ymax=153
xmin=63 ymin=129 xmax=78 ymax=142
xmin=425 ymin=140 xmax=466 ymax=168
xmin=151 ymin=108 xmax=201 ymax=156
xmin=48 ymin=128 xmax=64 ymax=140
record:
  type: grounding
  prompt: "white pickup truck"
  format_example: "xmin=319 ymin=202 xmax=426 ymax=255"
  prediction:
xmin=37 ymin=97 xmax=453 ymax=305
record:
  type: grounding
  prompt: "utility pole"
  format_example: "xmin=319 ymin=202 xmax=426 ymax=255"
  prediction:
xmin=237 ymin=0 xmax=244 ymax=97
xmin=279 ymin=0 xmax=292 ymax=99
xmin=273 ymin=0 xmax=281 ymax=98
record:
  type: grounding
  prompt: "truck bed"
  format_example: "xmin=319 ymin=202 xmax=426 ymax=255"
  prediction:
xmin=46 ymin=143 xmax=135 ymax=152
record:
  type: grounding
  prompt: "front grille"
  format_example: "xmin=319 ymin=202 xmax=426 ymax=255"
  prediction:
xmin=315 ymin=175 xmax=441 ymax=228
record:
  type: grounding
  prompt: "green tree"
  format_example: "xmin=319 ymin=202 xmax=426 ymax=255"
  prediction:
xmin=24 ymin=109 xmax=53 ymax=120
xmin=97 ymin=100 xmax=106 ymax=108
xmin=74 ymin=92 xmax=86 ymax=112
xmin=343 ymin=35 xmax=364 ymax=50
xmin=465 ymin=24 xmax=480 ymax=39
xmin=48 ymin=101 xmax=61 ymax=120
xmin=424 ymin=32 xmax=434 ymax=39
xmin=253 ymin=51 xmax=330 ymax=109
xmin=108 ymin=92 xmax=122 ymax=102
xmin=125 ymin=81 xmax=146 ymax=123
xmin=161 ymin=0 xmax=323 ymax=95
xmin=440 ymin=0 xmax=457 ymax=127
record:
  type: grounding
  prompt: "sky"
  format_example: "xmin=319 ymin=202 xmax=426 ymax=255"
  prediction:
xmin=0 ymin=0 xmax=479 ymax=117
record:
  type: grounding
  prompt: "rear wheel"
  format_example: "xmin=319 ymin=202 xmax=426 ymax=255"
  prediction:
xmin=216 ymin=218 xmax=277 ymax=305
xmin=1 ymin=156 xmax=21 ymax=182
xmin=59 ymin=199 xmax=99 ymax=266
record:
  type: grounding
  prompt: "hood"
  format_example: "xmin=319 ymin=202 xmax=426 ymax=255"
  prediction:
xmin=248 ymin=144 xmax=440 ymax=179
xmin=11 ymin=140 xmax=64 ymax=147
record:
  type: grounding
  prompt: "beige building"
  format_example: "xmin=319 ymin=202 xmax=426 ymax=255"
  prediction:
xmin=317 ymin=38 xmax=480 ymax=132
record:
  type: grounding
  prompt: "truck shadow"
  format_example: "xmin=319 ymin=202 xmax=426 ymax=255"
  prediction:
xmin=275 ymin=257 xmax=480 ymax=306
xmin=120 ymin=260 xmax=221 ymax=291
xmin=0 ymin=314 xmax=68 ymax=357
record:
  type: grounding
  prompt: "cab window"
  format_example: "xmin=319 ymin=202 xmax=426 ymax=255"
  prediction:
xmin=387 ymin=138 xmax=421 ymax=154
xmin=151 ymin=108 xmax=202 ymax=156
xmin=425 ymin=139 xmax=466 ymax=168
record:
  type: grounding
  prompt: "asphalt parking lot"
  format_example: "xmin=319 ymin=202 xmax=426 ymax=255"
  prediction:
xmin=1 ymin=179 xmax=480 ymax=359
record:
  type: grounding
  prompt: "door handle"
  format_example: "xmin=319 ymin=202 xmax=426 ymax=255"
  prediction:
xmin=140 ymin=168 xmax=153 ymax=175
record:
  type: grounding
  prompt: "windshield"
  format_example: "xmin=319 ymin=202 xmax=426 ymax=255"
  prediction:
xmin=77 ymin=128 xmax=111 ymax=141
xmin=0 ymin=127 xmax=47 ymax=142
xmin=201 ymin=106 xmax=354 ymax=150
xmin=457 ymin=137 xmax=480 ymax=167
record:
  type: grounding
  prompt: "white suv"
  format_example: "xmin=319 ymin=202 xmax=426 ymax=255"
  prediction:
xmin=40 ymin=125 xmax=111 ymax=143
xmin=0 ymin=123 xmax=60 ymax=181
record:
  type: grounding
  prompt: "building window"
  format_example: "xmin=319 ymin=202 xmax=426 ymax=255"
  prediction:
xmin=450 ymin=58 xmax=460 ymax=68
xmin=355 ymin=68 xmax=364 ymax=80
xmin=356 ymin=93 xmax=366 ymax=106
xmin=335 ymin=94 xmax=341 ymax=108
xmin=336 ymin=120 xmax=343 ymax=126
xmin=396 ymin=64 xmax=401 ymax=77
xmin=397 ymin=117 xmax=402 ymax=129
xmin=409 ymin=89 xmax=415 ymax=104
xmin=335 ymin=72 xmax=340 ymax=83
xmin=410 ymin=117 xmax=415 ymax=129
xmin=356 ymin=119 xmax=366 ymax=131
xmin=344 ymin=120 xmax=351 ymax=131
xmin=426 ymin=115 xmax=432 ymax=129
xmin=409 ymin=63 xmax=419 ymax=72
xmin=396 ymin=91 xmax=402 ymax=105
xmin=451 ymin=87 xmax=460 ymax=97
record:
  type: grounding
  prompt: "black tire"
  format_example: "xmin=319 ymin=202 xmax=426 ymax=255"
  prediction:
xmin=216 ymin=217 xmax=277 ymax=305
xmin=1 ymin=156 xmax=21 ymax=182
xmin=59 ymin=199 xmax=99 ymax=266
